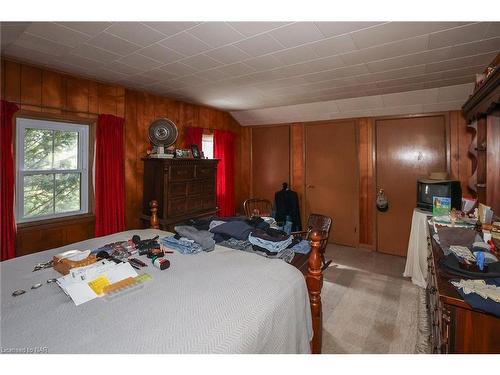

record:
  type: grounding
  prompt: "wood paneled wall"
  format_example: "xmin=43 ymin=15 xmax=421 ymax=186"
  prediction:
xmin=124 ymin=90 xmax=241 ymax=229
xmin=1 ymin=59 xmax=242 ymax=255
xmin=239 ymin=111 xmax=473 ymax=250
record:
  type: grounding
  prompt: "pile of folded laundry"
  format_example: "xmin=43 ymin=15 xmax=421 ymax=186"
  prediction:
xmin=159 ymin=216 xmax=310 ymax=262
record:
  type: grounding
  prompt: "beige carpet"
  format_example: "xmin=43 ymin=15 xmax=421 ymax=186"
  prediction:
xmin=321 ymin=262 xmax=425 ymax=354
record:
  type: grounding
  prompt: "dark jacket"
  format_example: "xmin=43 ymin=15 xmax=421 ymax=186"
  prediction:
xmin=274 ymin=188 xmax=302 ymax=231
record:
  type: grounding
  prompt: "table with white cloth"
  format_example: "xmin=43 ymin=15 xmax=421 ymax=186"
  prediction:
xmin=1 ymin=229 xmax=312 ymax=354
xmin=404 ymin=208 xmax=431 ymax=288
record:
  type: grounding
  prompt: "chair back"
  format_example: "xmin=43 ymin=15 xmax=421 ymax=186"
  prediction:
xmin=243 ymin=198 xmax=272 ymax=217
xmin=306 ymin=213 xmax=332 ymax=247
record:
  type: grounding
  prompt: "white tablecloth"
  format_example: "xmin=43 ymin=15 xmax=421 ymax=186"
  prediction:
xmin=403 ymin=208 xmax=430 ymax=288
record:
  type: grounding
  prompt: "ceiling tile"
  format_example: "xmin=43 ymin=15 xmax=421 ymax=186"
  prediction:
xmin=244 ymin=54 xmax=284 ymax=71
xmin=118 ymin=53 xmax=163 ymax=70
xmin=11 ymin=33 xmax=71 ymax=57
xmin=55 ymin=22 xmax=112 ymax=37
xmin=423 ymin=76 xmax=475 ymax=89
xmin=360 ymin=64 xmax=427 ymax=83
xmin=437 ymin=83 xmax=474 ymax=102
xmin=216 ymin=62 xmax=256 ymax=77
xmin=484 ymin=22 xmax=500 ymax=38
xmin=137 ymin=68 xmax=177 ymax=82
xmin=382 ymin=88 xmax=438 ymax=107
xmin=193 ymin=69 xmax=230 ymax=82
xmin=25 ymin=22 xmax=91 ymax=48
xmin=336 ymin=95 xmax=384 ymax=112
xmin=425 ymin=52 xmax=497 ymax=73
xmin=339 ymin=35 xmax=429 ymax=65
xmin=137 ymin=43 xmax=184 ymax=64
xmin=69 ymin=43 xmax=121 ymax=63
xmin=174 ymin=74 xmax=210 ymax=86
xmin=279 ymin=55 xmax=345 ymax=76
xmin=2 ymin=44 xmax=55 ymax=65
xmin=351 ymin=22 xmax=468 ymax=49
xmin=314 ymin=22 xmax=384 ymax=38
xmin=142 ymin=22 xmax=199 ymax=37
xmin=204 ymin=45 xmax=251 ymax=64
xmin=159 ymin=32 xmax=212 ymax=57
xmin=181 ymin=54 xmax=223 ymax=70
xmin=428 ymin=22 xmax=491 ymax=49
xmin=88 ymin=32 xmax=140 ymax=55
xmin=187 ymin=22 xmax=244 ymax=48
xmin=159 ymin=62 xmax=198 ymax=77
xmin=309 ymin=34 xmax=358 ymax=57
xmin=449 ymin=37 xmax=500 ymax=59
xmin=103 ymin=61 xmax=142 ymax=75
xmin=422 ymin=100 xmax=463 ymax=113
xmin=92 ymin=67 xmax=128 ymax=81
xmin=366 ymin=47 xmax=452 ymax=73
xmin=371 ymin=104 xmax=424 ymax=117
xmin=0 ymin=22 xmax=30 ymax=48
xmin=228 ymin=22 xmax=289 ymax=37
xmin=106 ymin=22 xmax=166 ymax=47
xmin=272 ymin=44 xmax=320 ymax=65
xmin=234 ymin=34 xmax=285 ymax=57
xmin=268 ymin=22 xmax=325 ymax=48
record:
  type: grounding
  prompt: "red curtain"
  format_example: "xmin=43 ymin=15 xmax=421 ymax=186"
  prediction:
xmin=95 ymin=114 xmax=126 ymax=237
xmin=184 ymin=127 xmax=203 ymax=151
xmin=1 ymin=100 xmax=19 ymax=261
xmin=214 ymin=129 xmax=235 ymax=217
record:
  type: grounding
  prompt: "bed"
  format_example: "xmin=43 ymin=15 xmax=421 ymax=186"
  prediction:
xmin=1 ymin=223 xmax=324 ymax=354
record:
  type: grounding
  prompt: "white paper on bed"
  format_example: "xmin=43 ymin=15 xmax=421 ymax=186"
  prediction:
xmin=56 ymin=260 xmax=138 ymax=306
xmin=1 ymin=229 xmax=312 ymax=354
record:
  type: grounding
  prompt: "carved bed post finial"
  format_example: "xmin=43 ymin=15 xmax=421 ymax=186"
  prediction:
xmin=307 ymin=230 xmax=324 ymax=354
xmin=149 ymin=200 xmax=160 ymax=229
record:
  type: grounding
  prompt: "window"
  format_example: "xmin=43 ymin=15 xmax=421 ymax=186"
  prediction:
xmin=16 ymin=117 xmax=89 ymax=223
xmin=202 ymin=133 xmax=214 ymax=159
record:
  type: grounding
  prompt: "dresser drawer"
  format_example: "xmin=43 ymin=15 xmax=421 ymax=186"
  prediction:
xmin=196 ymin=165 xmax=216 ymax=179
xmin=202 ymin=179 xmax=216 ymax=194
xmin=167 ymin=198 xmax=187 ymax=217
xmin=169 ymin=182 xmax=187 ymax=197
xmin=202 ymin=195 xmax=217 ymax=210
xmin=187 ymin=182 xmax=203 ymax=195
xmin=187 ymin=195 xmax=203 ymax=212
xmin=170 ymin=166 xmax=195 ymax=181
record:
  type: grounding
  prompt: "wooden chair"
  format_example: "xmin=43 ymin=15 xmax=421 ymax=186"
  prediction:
xmin=243 ymin=198 xmax=273 ymax=217
xmin=292 ymin=213 xmax=332 ymax=271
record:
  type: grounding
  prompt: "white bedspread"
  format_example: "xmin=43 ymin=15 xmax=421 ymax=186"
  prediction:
xmin=0 ymin=230 xmax=312 ymax=354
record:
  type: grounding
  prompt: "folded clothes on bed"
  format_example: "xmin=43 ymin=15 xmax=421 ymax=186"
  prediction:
xmin=175 ymin=225 xmax=215 ymax=252
xmin=209 ymin=220 xmax=254 ymax=240
xmin=218 ymin=238 xmax=253 ymax=251
xmin=248 ymin=232 xmax=293 ymax=253
xmin=291 ymin=239 xmax=311 ymax=254
xmin=160 ymin=236 xmax=203 ymax=254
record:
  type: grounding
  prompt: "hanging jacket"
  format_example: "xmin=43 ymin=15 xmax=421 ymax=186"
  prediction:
xmin=274 ymin=188 xmax=302 ymax=231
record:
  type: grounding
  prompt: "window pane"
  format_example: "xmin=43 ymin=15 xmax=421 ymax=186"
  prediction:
xmin=23 ymin=174 xmax=54 ymax=217
xmin=54 ymin=131 xmax=78 ymax=169
xmin=55 ymin=173 xmax=81 ymax=213
xmin=24 ymin=128 xmax=53 ymax=170
xmin=202 ymin=134 xmax=214 ymax=159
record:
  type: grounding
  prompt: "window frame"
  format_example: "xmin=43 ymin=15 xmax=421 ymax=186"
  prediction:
xmin=15 ymin=116 xmax=90 ymax=223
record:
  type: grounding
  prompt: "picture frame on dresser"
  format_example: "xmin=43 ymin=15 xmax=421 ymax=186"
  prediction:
xmin=190 ymin=144 xmax=201 ymax=159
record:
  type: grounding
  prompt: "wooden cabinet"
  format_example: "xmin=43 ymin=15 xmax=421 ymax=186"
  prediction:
xmin=462 ymin=66 xmax=500 ymax=214
xmin=426 ymin=227 xmax=500 ymax=353
xmin=141 ymin=158 xmax=219 ymax=231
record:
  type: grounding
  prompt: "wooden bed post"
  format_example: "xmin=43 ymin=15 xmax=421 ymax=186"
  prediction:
xmin=149 ymin=200 xmax=160 ymax=229
xmin=307 ymin=230 xmax=324 ymax=354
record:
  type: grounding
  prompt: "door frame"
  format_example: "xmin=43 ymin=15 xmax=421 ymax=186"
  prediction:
xmin=303 ymin=119 xmax=360 ymax=246
xmin=373 ymin=112 xmax=451 ymax=253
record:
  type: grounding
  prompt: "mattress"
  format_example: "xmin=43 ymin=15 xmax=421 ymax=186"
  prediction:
xmin=0 ymin=229 xmax=312 ymax=353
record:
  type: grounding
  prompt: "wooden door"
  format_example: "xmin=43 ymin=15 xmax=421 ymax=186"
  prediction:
xmin=251 ymin=126 xmax=290 ymax=203
xmin=376 ymin=115 xmax=447 ymax=256
xmin=305 ymin=121 xmax=358 ymax=246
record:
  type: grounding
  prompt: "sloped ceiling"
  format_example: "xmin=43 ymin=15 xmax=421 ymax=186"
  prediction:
xmin=1 ymin=21 xmax=498 ymax=124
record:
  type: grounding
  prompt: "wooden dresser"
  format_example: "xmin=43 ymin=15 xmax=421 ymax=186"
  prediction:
xmin=426 ymin=225 xmax=500 ymax=353
xmin=141 ymin=158 xmax=219 ymax=230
